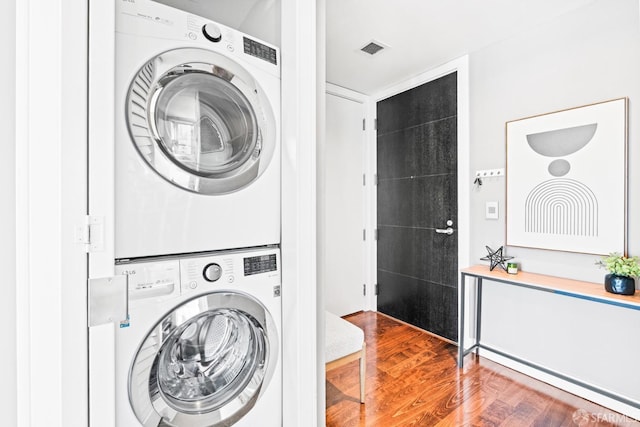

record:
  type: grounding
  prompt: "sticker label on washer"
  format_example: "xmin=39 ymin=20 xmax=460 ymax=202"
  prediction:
xmin=120 ymin=315 xmax=130 ymax=328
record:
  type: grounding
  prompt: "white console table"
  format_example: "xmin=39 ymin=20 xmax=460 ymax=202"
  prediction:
xmin=459 ymin=265 xmax=640 ymax=409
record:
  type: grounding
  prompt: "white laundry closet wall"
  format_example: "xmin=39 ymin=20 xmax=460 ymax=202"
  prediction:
xmin=0 ymin=0 xmax=17 ymax=424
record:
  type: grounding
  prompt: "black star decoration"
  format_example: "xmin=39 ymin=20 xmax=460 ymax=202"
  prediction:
xmin=480 ymin=246 xmax=513 ymax=271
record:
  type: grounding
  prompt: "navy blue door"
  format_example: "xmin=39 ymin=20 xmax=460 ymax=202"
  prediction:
xmin=376 ymin=72 xmax=458 ymax=341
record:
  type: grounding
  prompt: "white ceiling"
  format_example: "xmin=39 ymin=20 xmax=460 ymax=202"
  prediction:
xmin=326 ymin=0 xmax=598 ymax=95
xmin=156 ymin=0 xmax=604 ymax=95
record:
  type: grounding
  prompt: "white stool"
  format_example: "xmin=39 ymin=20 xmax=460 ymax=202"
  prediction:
xmin=325 ymin=311 xmax=366 ymax=403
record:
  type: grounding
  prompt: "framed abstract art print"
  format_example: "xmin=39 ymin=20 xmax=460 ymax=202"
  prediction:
xmin=506 ymin=98 xmax=627 ymax=255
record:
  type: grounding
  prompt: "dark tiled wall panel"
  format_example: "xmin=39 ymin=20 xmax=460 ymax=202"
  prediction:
xmin=376 ymin=72 xmax=458 ymax=342
xmin=376 ymin=72 xmax=457 ymax=135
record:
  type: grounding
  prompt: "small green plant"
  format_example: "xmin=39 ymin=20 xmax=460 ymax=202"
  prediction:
xmin=596 ymin=252 xmax=640 ymax=277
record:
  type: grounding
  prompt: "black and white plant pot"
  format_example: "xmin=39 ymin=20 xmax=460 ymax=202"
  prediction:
xmin=604 ymin=274 xmax=636 ymax=296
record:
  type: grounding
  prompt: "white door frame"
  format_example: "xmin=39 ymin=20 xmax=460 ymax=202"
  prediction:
xmin=1 ymin=0 xmax=17 ymax=424
xmin=281 ymin=0 xmax=321 ymax=426
xmin=370 ymin=56 xmax=471 ymax=318
xmin=323 ymin=83 xmax=372 ymax=313
xmin=87 ymin=0 xmax=117 ymax=426
xmin=15 ymin=0 xmax=89 ymax=426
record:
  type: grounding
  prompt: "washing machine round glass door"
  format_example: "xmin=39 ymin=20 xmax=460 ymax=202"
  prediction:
xmin=126 ymin=48 xmax=276 ymax=195
xmin=129 ymin=292 xmax=279 ymax=427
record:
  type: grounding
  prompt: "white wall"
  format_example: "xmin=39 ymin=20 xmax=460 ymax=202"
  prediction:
xmin=469 ymin=0 xmax=640 ymax=277
xmin=1 ymin=0 xmax=17 ymax=425
xmin=468 ymin=0 xmax=640 ymax=416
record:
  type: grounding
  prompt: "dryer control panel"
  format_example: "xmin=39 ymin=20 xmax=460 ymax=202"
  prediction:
xmin=116 ymin=0 xmax=280 ymax=76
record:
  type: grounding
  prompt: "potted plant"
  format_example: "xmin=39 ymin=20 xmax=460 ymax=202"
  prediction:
xmin=596 ymin=253 xmax=640 ymax=295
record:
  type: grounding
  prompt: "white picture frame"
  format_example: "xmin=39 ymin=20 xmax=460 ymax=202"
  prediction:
xmin=506 ymin=98 xmax=627 ymax=255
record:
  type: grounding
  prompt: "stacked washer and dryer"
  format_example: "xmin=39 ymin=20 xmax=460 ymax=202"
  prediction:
xmin=112 ymin=1 xmax=282 ymax=426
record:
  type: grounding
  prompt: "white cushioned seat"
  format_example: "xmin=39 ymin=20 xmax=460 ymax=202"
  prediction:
xmin=325 ymin=311 xmax=366 ymax=404
xmin=325 ymin=311 xmax=364 ymax=362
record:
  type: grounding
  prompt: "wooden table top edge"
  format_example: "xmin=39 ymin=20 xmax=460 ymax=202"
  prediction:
xmin=461 ymin=264 xmax=640 ymax=309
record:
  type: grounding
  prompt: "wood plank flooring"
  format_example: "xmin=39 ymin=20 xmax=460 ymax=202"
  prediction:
xmin=326 ymin=311 xmax=639 ymax=427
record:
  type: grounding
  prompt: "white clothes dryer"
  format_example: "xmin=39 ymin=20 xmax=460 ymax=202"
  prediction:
xmin=115 ymin=0 xmax=280 ymax=259
xmin=114 ymin=246 xmax=282 ymax=427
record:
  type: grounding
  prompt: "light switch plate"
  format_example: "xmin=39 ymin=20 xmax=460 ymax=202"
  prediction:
xmin=486 ymin=201 xmax=499 ymax=220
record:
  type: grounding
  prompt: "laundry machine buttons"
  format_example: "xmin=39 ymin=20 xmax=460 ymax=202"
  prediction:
xmin=202 ymin=23 xmax=222 ymax=42
xmin=203 ymin=263 xmax=223 ymax=282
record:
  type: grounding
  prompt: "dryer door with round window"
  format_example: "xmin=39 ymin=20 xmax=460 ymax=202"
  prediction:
xmin=126 ymin=48 xmax=276 ymax=195
xmin=129 ymin=292 xmax=279 ymax=427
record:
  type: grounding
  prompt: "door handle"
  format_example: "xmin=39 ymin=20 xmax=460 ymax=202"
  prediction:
xmin=435 ymin=227 xmax=454 ymax=235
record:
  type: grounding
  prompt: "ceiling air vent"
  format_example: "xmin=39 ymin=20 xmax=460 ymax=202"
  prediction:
xmin=360 ymin=41 xmax=386 ymax=55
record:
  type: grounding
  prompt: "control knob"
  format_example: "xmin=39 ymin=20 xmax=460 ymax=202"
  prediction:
xmin=203 ymin=263 xmax=223 ymax=282
xmin=202 ymin=23 xmax=222 ymax=42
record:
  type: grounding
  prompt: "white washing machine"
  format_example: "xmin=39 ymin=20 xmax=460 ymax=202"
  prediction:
xmin=114 ymin=246 xmax=282 ymax=427
xmin=115 ymin=0 xmax=281 ymax=259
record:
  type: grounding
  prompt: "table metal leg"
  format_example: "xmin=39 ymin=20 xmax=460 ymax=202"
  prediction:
xmin=475 ymin=277 xmax=483 ymax=356
xmin=458 ymin=272 xmax=466 ymax=368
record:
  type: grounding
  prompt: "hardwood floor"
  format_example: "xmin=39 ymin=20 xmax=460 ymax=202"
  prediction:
xmin=326 ymin=311 xmax=638 ymax=427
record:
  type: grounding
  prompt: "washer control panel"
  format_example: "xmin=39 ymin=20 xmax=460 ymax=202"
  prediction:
xmin=180 ymin=248 xmax=280 ymax=295
xmin=244 ymin=253 xmax=277 ymax=276
xmin=181 ymin=255 xmax=236 ymax=295
xmin=203 ymin=263 xmax=223 ymax=282
xmin=202 ymin=23 xmax=222 ymax=42
xmin=116 ymin=248 xmax=280 ymax=301
xmin=115 ymin=260 xmax=180 ymax=302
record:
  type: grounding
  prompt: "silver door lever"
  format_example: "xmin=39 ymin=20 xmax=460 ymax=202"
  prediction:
xmin=435 ymin=227 xmax=454 ymax=235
